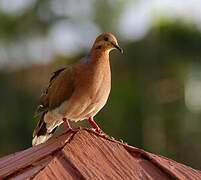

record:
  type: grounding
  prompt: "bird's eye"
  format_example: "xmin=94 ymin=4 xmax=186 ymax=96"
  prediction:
xmin=104 ymin=37 xmax=109 ymax=41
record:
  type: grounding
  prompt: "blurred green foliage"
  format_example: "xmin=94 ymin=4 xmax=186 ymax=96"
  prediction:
xmin=0 ymin=0 xmax=201 ymax=170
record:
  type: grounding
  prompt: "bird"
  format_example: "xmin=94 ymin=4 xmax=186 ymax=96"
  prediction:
xmin=32 ymin=32 xmax=123 ymax=146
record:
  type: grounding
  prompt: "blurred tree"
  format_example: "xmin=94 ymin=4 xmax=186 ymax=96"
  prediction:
xmin=0 ymin=0 xmax=201 ymax=170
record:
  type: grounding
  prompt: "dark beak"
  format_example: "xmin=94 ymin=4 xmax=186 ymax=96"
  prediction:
xmin=112 ymin=43 xmax=123 ymax=54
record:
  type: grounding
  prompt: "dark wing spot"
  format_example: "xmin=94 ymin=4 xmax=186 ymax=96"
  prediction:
xmin=96 ymin=45 xmax=102 ymax=49
xmin=104 ymin=37 xmax=109 ymax=41
xmin=50 ymin=68 xmax=66 ymax=83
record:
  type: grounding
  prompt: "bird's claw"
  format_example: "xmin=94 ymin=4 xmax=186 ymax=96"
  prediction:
xmin=111 ymin=136 xmax=115 ymax=140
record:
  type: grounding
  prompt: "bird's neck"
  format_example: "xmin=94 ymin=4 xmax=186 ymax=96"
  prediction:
xmin=89 ymin=50 xmax=110 ymax=65
xmin=88 ymin=50 xmax=111 ymax=83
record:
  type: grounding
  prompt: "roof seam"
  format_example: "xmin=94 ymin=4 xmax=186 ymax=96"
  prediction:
xmin=5 ymin=156 xmax=52 ymax=179
xmin=121 ymin=143 xmax=181 ymax=179
xmin=60 ymin=129 xmax=86 ymax=179
xmin=60 ymin=151 xmax=85 ymax=179
xmin=30 ymin=130 xmax=78 ymax=179
xmin=128 ymin=150 xmax=179 ymax=179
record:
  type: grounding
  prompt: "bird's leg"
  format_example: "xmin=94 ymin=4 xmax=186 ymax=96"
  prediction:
xmin=87 ymin=117 xmax=103 ymax=134
xmin=63 ymin=118 xmax=74 ymax=132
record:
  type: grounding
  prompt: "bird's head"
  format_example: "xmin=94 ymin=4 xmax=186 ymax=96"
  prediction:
xmin=91 ymin=32 xmax=123 ymax=54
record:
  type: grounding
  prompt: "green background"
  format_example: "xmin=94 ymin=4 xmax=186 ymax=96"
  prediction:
xmin=0 ymin=0 xmax=201 ymax=169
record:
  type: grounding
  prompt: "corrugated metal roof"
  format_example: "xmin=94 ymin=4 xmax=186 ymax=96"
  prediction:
xmin=0 ymin=129 xmax=200 ymax=179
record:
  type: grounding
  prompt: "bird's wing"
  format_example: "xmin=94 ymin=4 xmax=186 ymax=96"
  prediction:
xmin=32 ymin=66 xmax=75 ymax=143
xmin=36 ymin=66 xmax=75 ymax=114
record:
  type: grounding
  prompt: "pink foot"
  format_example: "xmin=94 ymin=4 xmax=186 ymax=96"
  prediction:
xmin=87 ymin=117 xmax=103 ymax=134
xmin=63 ymin=118 xmax=76 ymax=132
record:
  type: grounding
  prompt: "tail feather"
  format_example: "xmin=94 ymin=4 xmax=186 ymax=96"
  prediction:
xmin=32 ymin=112 xmax=58 ymax=146
xmin=32 ymin=133 xmax=53 ymax=146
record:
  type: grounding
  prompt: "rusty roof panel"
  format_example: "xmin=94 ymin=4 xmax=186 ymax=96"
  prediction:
xmin=0 ymin=129 xmax=200 ymax=180
xmin=34 ymin=153 xmax=85 ymax=180
xmin=0 ymin=131 xmax=73 ymax=178
xmin=8 ymin=156 xmax=52 ymax=180
xmin=61 ymin=131 xmax=143 ymax=179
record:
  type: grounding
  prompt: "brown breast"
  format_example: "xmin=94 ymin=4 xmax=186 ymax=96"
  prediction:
xmin=66 ymin=51 xmax=111 ymax=119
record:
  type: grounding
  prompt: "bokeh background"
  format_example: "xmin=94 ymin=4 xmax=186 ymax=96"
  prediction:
xmin=0 ymin=0 xmax=201 ymax=169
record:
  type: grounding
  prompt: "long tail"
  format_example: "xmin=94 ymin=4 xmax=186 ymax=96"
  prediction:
xmin=32 ymin=112 xmax=58 ymax=146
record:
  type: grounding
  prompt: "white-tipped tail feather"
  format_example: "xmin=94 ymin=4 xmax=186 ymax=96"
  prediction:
xmin=32 ymin=110 xmax=63 ymax=146
xmin=32 ymin=134 xmax=53 ymax=146
xmin=32 ymin=112 xmax=58 ymax=146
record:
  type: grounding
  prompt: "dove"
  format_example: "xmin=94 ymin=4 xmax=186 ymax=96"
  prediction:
xmin=32 ymin=32 xmax=123 ymax=145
